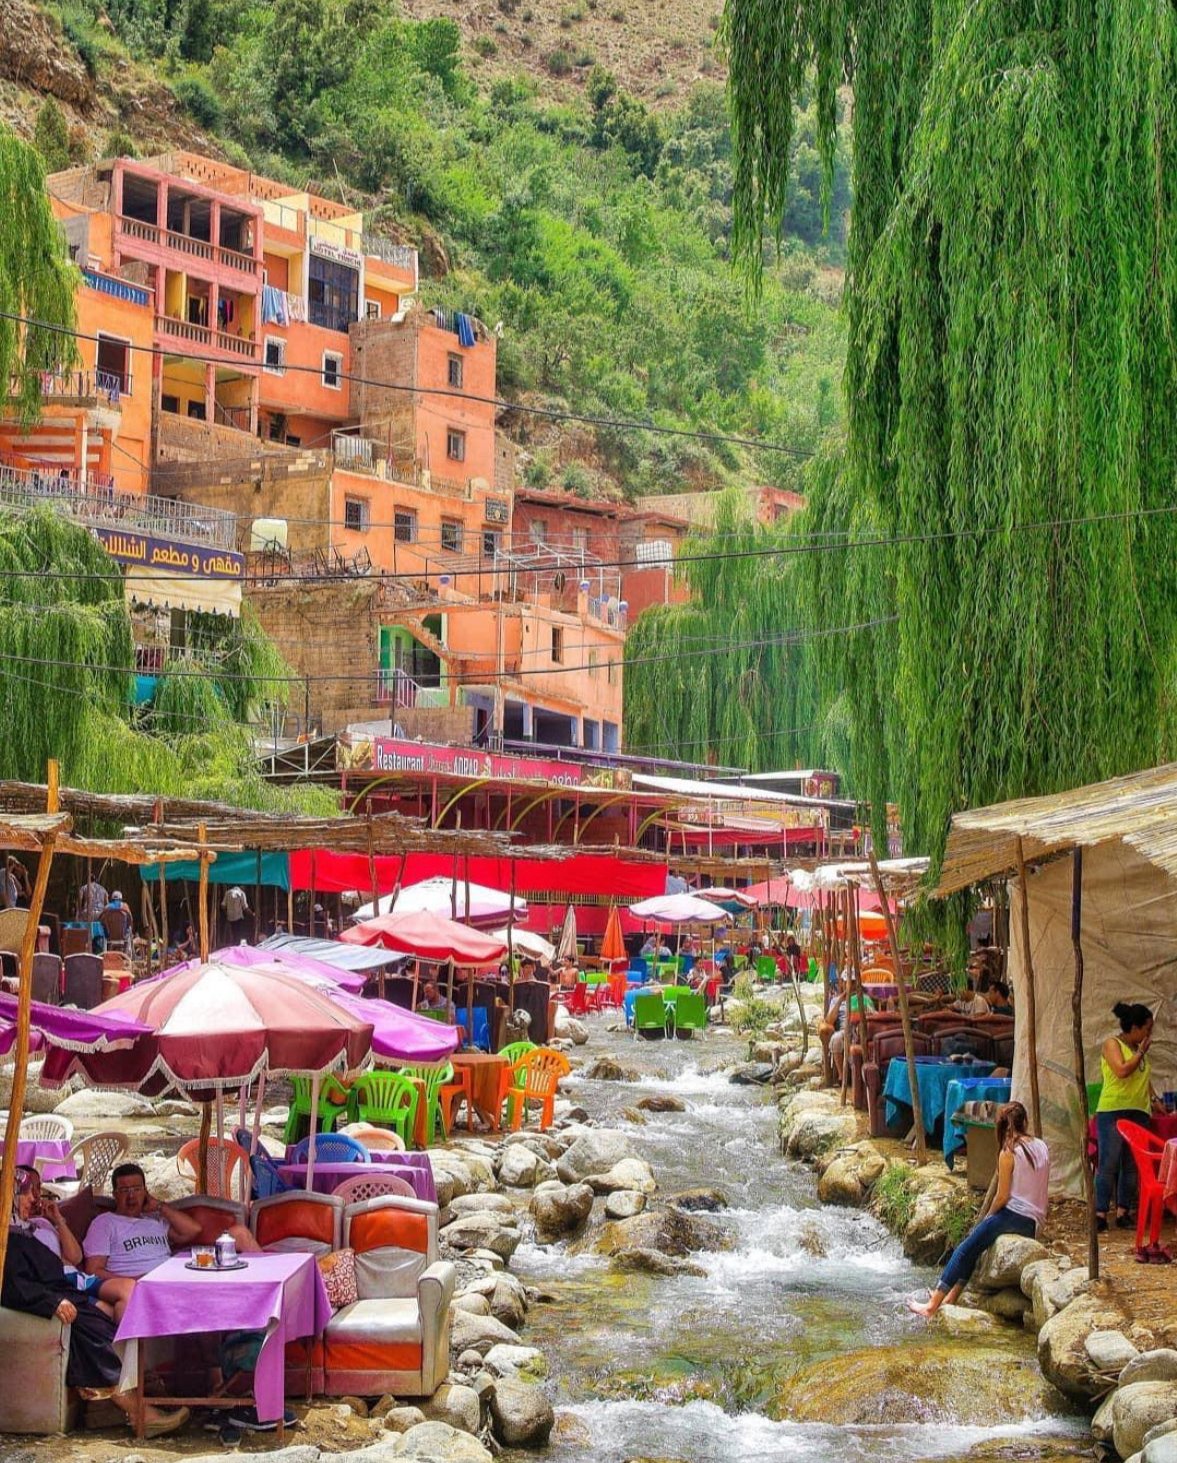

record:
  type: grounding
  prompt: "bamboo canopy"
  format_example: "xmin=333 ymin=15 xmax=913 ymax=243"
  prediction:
xmin=0 ymin=811 xmax=212 ymax=866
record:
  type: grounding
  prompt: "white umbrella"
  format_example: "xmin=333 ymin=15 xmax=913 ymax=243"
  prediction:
xmin=628 ymin=893 xmax=732 ymax=925
xmin=353 ymin=876 xmax=528 ymax=926
xmin=555 ymin=905 xmax=578 ymax=962
xmin=696 ymin=886 xmax=757 ymax=908
xmin=491 ymin=926 xmax=556 ymax=963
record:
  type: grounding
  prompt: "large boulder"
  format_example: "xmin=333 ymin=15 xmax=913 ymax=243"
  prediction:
xmin=488 ymin=1275 xmax=529 ymax=1330
xmin=1029 ymin=1264 xmax=1091 ymax=1331
xmin=489 ymin=1377 xmax=555 ymax=1449
xmin=496 ymin=1146 xmax=546 ymax=1189
xmin=421 ymin=1383 xmax=482 ymax=1435
xmin=611 ymin=1247 xmax=707 ymax=1278
xmin=530 ymin=1181 xmax=594 ymax=1242
xmin=441 ymin=1213 xmax=521 ymax=1262
xmin=816 ymin=1143 xmax=886 ymax=1206
xmin=1121 ymin=1351 xmax=1177 ymax=1387
xmin=482 ymin=1343 xmax=546 ymax=1380
xmin=937 ymin=1304 xmax=1007 ymax=1337
xmin=551 ymin=1006 xmax=588 ymax=1044
xmin=448 ymin=1193 xmax=515 ymax=1217
xmin=604 ymin=1190 xmax=646 ymax=1220
xmin=967 ymin=1286 xmax=1031 ymax=1323
xmin=1145 ymin=1429 xmax=1177 ymax=1463
xmin=728 ymin=1062 xmax=774 ymax=1085
xmin=1037 ymin=1295 xmax=1130 ymax=1399
xmin=784 ymin=1108 xmax=858 ymax=1160
xmin=635 ymin=1094 xmax=686 ymax=1114
xmin=449 ymin=1310 xmax=520 ymax=1357
xmin=555 ymin=1130 xmax=635 ymax=1183
xmin=595 ymin=1205 xmax=730 ymax=1258
xmin=583 ymin=1157 xmax=657 ymax=1196
xmin=55 ymin=1088 xmax=154 ymax=1120
xmin=1107 ymin=1383 xmax=1177 ymax=1460
xmin=1085 ymin=1331 xmax=1142 ymax=1377
xmin=580 ymin=1057 xmax=638 ymax=1082
xmin=669 ymin=1187 xmax=729 ymax=1212
xmin=971 ymin=1235 xmax=1049 ymax=1292
xmin=391 ymin=1421 xmax=494 ymax=1461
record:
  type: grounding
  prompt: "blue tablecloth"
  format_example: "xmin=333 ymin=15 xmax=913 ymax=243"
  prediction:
xmin=943 ymin=1076 xmax=1012 ymax=1164
xmin=883 ymin=1057 xmax=997 ymax=1132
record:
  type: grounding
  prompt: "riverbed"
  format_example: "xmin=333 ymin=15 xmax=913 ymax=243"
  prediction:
xmin=511 ymin=1020 xmax=1089 ymax=1463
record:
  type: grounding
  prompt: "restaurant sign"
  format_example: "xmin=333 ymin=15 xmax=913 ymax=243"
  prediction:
xmin=95 ymin=528 xmax=244 ymax=579
xmin=371 ymin=737 xmax=629 ymax=789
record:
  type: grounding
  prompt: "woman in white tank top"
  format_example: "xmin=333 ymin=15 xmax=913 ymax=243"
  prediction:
xmin=911 ymin=1100 xmax=1050 ymax=1317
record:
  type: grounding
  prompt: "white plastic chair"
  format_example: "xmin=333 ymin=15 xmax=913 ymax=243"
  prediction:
xmin=19 ymin=1115 xmax=73 ymax=1145
xmin=334 ymin=1172 xmax=416 ymax=1205
xmin=66 ymin=1130 xmax=131 ymax=1193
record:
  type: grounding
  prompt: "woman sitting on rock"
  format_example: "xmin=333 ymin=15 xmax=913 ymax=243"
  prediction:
xmin=910 ymin=1100 xmax=1049 ymax=1318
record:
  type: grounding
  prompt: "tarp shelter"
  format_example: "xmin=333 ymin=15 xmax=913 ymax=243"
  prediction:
xmin=936 ymin=764 xmax=1177 ymax=1197
xmin=143 ymin=850 xmax=291 ymax=889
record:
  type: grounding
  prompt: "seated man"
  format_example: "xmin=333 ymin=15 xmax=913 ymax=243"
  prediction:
xmin=83 ymin=1163 xmax=258 ymax=1321
xmin=100 ymin=892 xmax=133 ymax=950
xmin=416 ymin=981 xmax=453 ymax=1017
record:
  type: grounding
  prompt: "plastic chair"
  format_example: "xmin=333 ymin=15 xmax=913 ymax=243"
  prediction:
xmin=630 ymin=956 xmax=648 ymax=981
xmin=65 ymin=1131 xmax=129 ymax=1192
xmin=176 ymin=1137 xmax=250 ymax=1199
xmin=249 ymin=1146 xmax=292 ymax=1200
xmin=756 ymin=955 xmax=777 ymax=983
xmin=1116 ymin=1119 xmax=1170 ymax=1252
xmin=289 ymin=1132 xmax=371 ymax=1165
xmin=501 ymin=1047 xmax=571 ymax=1132
xmin=333 ymin=1171 xmax=416 ymax=1205
xmin=19 ymin=1115 xmax=73 ymax=1144
xmin=438 ymin=1066 xmax=474 ymax=1136
xmin=348 ymin=1071 xmax=419 ymax=1148
xmin=672 ymin=991 xmax=708 ymax=1038
xmin=30 ymin=953 xmax=62 ymax=1005
xmin=396 ymin=1063 xmax=451 ymax=1147
xmin=283 ymin=1074 xmax=352 ymax=1146
xmin=338 ymin=1121 xmax=406 ymax=1153
xmin=632 ymin=991 xmax=668 ymax=1040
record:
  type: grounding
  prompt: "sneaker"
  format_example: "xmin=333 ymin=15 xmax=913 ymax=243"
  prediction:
xmin=1096 ymin=1216 xmax=1109 ymax=1233
xmin=1115 ymin=1212 xmax=1135 ymax=1229
xmin=226 ymin=1405 xmax=296 ymax=1431
xmin=1147 ymin=1244 xmax=1173 ymax=1264
xmin=1134 ymin=1246 xmax=1152 ymax=1264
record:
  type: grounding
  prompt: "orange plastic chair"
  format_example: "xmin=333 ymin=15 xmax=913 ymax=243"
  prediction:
xmin=1116 ymin=1119 xmax=1170 ymax=1252
xmin=501 ymin=1047 xmax=571 ymax=1132
xmin=177 ymin=1137 xmax=251 ymax=1199
xmin=438 ymin=1065 xmax=474 ymax=1136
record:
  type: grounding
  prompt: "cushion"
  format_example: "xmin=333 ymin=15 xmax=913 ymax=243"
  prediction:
xmin=318 ymin=1248 xmax=358 ymax=1312
xmin=265 ymin=1235 xmax=332 ymax=1258
xmin=354 ymin=1246 xmax=427 ymax=1301
xmin=326 ymin=1297 xmax=422 ymax=1345
xmin=254 ymin=1197 xmax=337 ymax=1250
xmin=348 ymin=1207 xmax=429 ymax=1257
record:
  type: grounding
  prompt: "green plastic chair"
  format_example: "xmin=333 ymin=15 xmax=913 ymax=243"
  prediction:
xmin=1086 ymin=1080 xmax=1103 ymax=1112
xmin=396 ymin=1062 xmax=452 ymax=1147
xmin=283 ymin=1074 xmax=352 ymax=1145
xmin=632 ymin=991 xmax=668 ymax=1039
xmin=349 ymin=1071 xmax=420 ymax=1148
xmin=498 ymin=1040 xmax=537 ymax=1066
xmin=661 ymin=987 xmax=683 ymax=1005
xmin=756 ymin=955 xmax=778 ymax=983
xmin=655 ymin=962 xmax=678 ymax=983
xmin=673 ymin=991 xmax=708 ymax=1038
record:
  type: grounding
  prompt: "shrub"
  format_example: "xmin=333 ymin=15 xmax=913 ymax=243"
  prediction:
xmin=573 ymin=48 xmax=594 ymax=67
xmin=872 ymin=1164 xmax=918 ymax=1234
xmin=497 ymin=0 xmax=518 ymax=11
xmin=61 ymin=12 xmax=99 ymax=75
xmin=729 ymin=994 xmax=777 ymax=1040
xmin=546 ymin=48 xmax=573 ymax=75
xmin=610 ymin=6 xmax=625 ymax=18
xmin=33 ymin=100 xmax=71 ymax=173
xmin=561 ymin=461 xmax=593 ymax=494
xmin=101 ymin=128 xmax=138 ymax=160
xmin=174 ymin=72 xmax=224 ymax=131
xmin=473 ymin=34 xmax=498 ymax=56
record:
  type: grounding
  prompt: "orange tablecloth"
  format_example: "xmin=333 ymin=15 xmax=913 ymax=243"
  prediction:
xmin=451 ymin=1052 xmax=510 ymax=1131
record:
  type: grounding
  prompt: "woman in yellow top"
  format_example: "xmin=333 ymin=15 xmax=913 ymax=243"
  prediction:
xmin=1095 ymin=1001 xmax=1158 ymax=1231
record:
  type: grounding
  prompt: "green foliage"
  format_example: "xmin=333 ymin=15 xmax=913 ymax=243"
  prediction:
xmin=723 ymin=1 xmax=1177 ymax=870
xmin=872 ymin=1164 xmax=918 ymax=1234
xmin=173 ymin=70 xmax=223 ymax=130
xmin=33 ymin=101 xmax=71 ymax=173
xmin=728 ymin=992 xmax=776 ymax=1040
xmin=587 ymin=66 xmax=661 ymax=176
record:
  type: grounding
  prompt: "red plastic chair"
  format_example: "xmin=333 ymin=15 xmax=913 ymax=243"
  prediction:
xmin=1116 ymin=1119 xmax=1169 ymax=1251
xmin=564 ymin=983 xmax=589 ymax=1017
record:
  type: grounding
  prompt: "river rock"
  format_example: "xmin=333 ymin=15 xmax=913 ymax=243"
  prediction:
xmin=489 ymin=1275 xmax=529 ymax=1329
xmin=1121 ymin=1351 xmax=1177 ymax=1386
xmin=816 ymin=1143 xmax=886 ymax=1206
xmin=785 ymin=1109 xmax=859 ymax=1160
xmin=430 ymin=1155 xmax=473 ymax=1200
xmin=595 ymin=1205 xmax=730 ymax=1258
xmin=421 ymin=1382 xmax=482 ymax=1435
xmin=490 ymin=1377 xmax=555 ymax=1448
xmin=442 ymin=1213 xmax=521 ymax=1261
xmin=449 ymin=1310 xmax=520 ymax=1356
xmin=669 ymin=1188 xmax=728 ymax=1212
xmin=611 ymin=1247 xmax=707 ymax=1278
xmin=138 ymin=1153 xmax=195 ymax=1202
xmin=1085 ymin=1331 xmax=1142 ymax=1375
xmin=1145 ymin=1430 xmax=1177 ymax=1463
xmin=531 ymin=1181 xmax=594 ymax=1241
xmin=636 ymin=1094 xmax=686 ymax=1113
xmin=605 ymin=1190 xmax=647 ymax=1220
xmin=551 ymin=1006 xmax=588 ymax=1045
xmin=971 ymin=1234 xmax=1049 ymax=1291
xmin=496 ymin=1146 xmax=543 ymax=1188
xmin=453 ymin=1293 xmax=490 ymax=1316
xmin=581 ymin=1057 xmax=639 ymax=1082
xmin=390 ymin=1421 xmax=493 ymax=1461
xmin=585 ymin=1157 xmax=657 ymax=1195
xmin=968 ymin=1286 xmax=1031 ymax=1322
xmin=1037 ymin=1294 xmax=1129 ymax=1398
xmin=729 ymin=1062 xmax=774 ymax=1085
xmin=448 ymin=1193 xmax=515 ymax=1217
xmin=482 ymin=1344 xmax=546 ymax=1379
xmin=556 ymin=1130 xmax=635 ymax=1183
xmin=937 ymin=1304 xmax=1006 ymax=1337
xmin=55 ymin=1088 xmax=154 ymax=1120
xmin=376 ymin=1404 xmax=427 ymax=1432
xmin=1029 ymin=1263 xmax=1091 ymax=1330
xmin=1107 ymin=1382 xmax=1177 ymax=1459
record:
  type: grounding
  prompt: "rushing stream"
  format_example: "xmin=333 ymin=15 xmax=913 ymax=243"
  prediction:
xmin=508 ymin=1025 xmax=1088 ymax=1463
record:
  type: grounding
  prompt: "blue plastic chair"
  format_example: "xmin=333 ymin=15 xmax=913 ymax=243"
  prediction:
xmin=289 ymin=1132 xmax=370 ymax=1165
xmin=249 ymin=1147 xmax=291 ymax=1199
xmin=458 ymin=1006 xmax=491 ymax=1052
xmin=630 ymin=956 xmax=648 ymax=980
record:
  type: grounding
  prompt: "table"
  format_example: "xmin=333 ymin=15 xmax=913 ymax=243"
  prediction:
xmin=883 ymin=1056 xmax=997 ymax=1132
xmin=450 ymin=1052 xmax=510 ymax=1131
xmin=115 ymin=1251 xmax=330 ymax=1436
xmin=0 ymin=1137 xmax=76 ymax=1183
xmin=942 ymin=1075 xmax=1013 ymax=1164
xmin=277 ymin=1153 xmax=437 ymax=1203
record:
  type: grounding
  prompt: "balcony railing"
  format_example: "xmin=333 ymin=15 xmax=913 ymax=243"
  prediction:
xmin=0 ymin=458 xmax=237 ymax=550
xmin=118 ymin=216 xmax=262 ymax=276
xmin=361 ymin=235 xmax=417 ymax=271
xmin=375 ymin=666 xmax=420 ymax=709
xmin=12 ymin=369 xmax=127 ymax=408
xmin=156 ymin=314 xmax=261 ymax=361
xmin=80 ymin=269 xmax=152 ymax=308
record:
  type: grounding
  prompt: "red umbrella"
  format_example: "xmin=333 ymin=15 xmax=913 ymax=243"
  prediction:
xmin=39 ymin=960 xmax=375 ymax=1096
xmin=340 ymin=910 xmax=507 ymax=965
xmin=744 ymin=877 xmax=817 ymax=910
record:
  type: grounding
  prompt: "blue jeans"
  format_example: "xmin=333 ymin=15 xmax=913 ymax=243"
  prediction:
xmin=938 ymin=1209 xmax=1037 ymax=1294
xmin=1095 ymin=1109 xmax=1149 ymax=1215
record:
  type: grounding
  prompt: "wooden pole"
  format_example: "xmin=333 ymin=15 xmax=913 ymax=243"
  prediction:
xmin=158 ymin=862 xmax=169 ymax=969
xmin=1015 ymin=838 xmax=1043 ymax=1137
xmin=0 ymin=762 xmax=63 ymax=1291
xmin=819 ymin=891 xmax=833 ymax=1087
xmin=870 ymin=850 xmax=926 ymax=1164
xmin=287 ymin=880 xmax=294 ymax=936
xmin=253 ymin=851 xmax=262 ymax=944
xmin=197 ymin=1101 xmax=211 ymax=1195
xmin=197 ymin=823 xmax=210 ymax=963
xmin=1071 ymin=848 xmax=1099 ymax=1279
xmin=463 ymin=856 xmax=474 ymax=1043
xmin=507 ymin=859 xmax=518 ymax=1017
xmin=838 ymin=891 xmax=852 ymax=1107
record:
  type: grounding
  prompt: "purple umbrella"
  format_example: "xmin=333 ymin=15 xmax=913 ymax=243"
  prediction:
xmin=156 ymin=943 xmax=367 ymax=994
xmin=0 ymin=993 xmax=152 ymax=1057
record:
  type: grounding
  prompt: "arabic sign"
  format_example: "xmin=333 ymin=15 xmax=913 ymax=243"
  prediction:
xmin=370 ymin=737 xmax=629 ymax=789
xmin=310 ymin=236 xmax=363 ymax=270
xmin=94 ymin=528 xmax=244 ymax=579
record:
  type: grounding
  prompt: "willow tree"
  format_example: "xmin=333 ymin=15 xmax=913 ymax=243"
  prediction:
xmin=0 ymin=126 xmax=77 ymax=418
xmin=722 ymin=0 xmax=1177 ymax=861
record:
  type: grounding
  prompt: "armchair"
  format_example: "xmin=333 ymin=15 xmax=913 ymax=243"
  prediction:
xmin=0 ymin=1306 xmax=76 ymax=1433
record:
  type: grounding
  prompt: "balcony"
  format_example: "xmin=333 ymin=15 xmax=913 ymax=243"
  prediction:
xmin=0 ymin=458 xmax=237 ymax=551
xmin=80 ymin=269 xmax=152 ymax=308
xmin=11 ymin=369 xmax=127 ymax=409
xmin=156 ymin=314 xmax=261 ymax=362
xmin=117 ymin=216 xmax=262 ymax=278
xmin=362 ymin=235 xmax=417 ymax=272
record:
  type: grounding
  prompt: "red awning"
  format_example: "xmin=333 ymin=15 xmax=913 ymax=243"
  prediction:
xmin=290 ymin=850 xmax=667 ymax=899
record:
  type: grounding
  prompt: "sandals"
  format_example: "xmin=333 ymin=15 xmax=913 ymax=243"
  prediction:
xmin=1134 ymin=1243 xmax=1173 ymax=1265
xmin=143 ymin=1406 xmax=191 ymax=1439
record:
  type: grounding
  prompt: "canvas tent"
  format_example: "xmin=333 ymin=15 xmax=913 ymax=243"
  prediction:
xmin=937 ymin=763 xmax=1177 ymax=1199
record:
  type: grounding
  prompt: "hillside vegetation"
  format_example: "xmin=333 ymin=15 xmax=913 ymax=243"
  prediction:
xmin=14 ymin=0 xmax=849 ymax=500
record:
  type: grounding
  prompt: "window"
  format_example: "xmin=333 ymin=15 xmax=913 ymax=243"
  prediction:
xmin=482 ymin=529 xmax=501 ymax=559
xmin=636 ymin=537 xmax=674 ymax=565
xmin=308 ymin=254 xmax=360 ymax=333
xmin=344 ymin=497 xmax=370 ymax=532
xmin=264 ymin=337 xmax=286 ymax=374
xmin=267 ymin=415 xmax=284 ymax=441
xmin=448 ymin=353 xmax=463 ymax=389
xmin=446 ymin=428 xmax=466 ymax=462
xmin=186 ymin=399 xmax=206 ymax=421
xmin=607 ymin=658 xmax=618 ymax=685
xmin=441 ymin=519 xmax=463 ymax=553
xmin=394 ymin=509 xmax=417 ymax=544
xmin=365 ymin=300 xmax=381 ymax=320
xmin=96 ymin=334 xmax=130 ymax=395
xmin=530 ymin=519 xmax=547 ymax=546
xmin=322 ymin=351 xmax=343 ymax=390
xmin=588 ymin=650 xmax=599 ymax=677
xmin=161 ymin=393 xmax=179 ymax=415
xmin=551 ymin=626 xmax=564 ymax=663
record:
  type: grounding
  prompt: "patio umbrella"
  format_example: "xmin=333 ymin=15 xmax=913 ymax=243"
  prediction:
xmin=555 ymin=904 xmax=578 ymax=964
xmin=599 ymin=904 xmax=626 ymax=965
xmin=490 ymin=926 xmax=556 ymax=964
xmin=743 ymin=876 xmax=816 ymax=910
xmin=697 ymin=886 xmax=758 ymax=912
xmin=0 ymin=993 xmax=152 ymax=1058
xmin=628 ymin=893 xmax=731 ymax=925
xmin=154 ymin=943 xmax=367 ymax=994
xmin=340 ymin=911 xmax=507 ymax=965
xmin=353 ymin=877 xmax=528 ymax=928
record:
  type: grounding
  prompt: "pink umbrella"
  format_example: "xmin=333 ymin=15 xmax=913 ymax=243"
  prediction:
xmin=341 ymin=910 xmax=507 ymax=965
xmin=156 ymin=943 xmax=367 ymax=994
xmin=0 ymin=993 xmax=152 ymax=1057
xmin=744 ymin=877 xmax=817 ymax=910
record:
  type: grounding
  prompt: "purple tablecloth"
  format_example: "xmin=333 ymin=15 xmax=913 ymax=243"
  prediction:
xmin=115 ymin=1252 xmax=330 ymax=1422
xmin=0 ymin=1137 xmax=76 ymax=1182
xmin=277 ymin=1152 xmax=437 ymax=1203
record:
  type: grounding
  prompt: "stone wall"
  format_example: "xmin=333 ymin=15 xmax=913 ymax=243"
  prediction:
xmin=151 ymin=448 xmax=334 ymax=555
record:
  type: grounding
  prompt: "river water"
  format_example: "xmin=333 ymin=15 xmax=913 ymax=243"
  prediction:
xmin=509 ymin=1025 xmax=1088 ymax=1463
